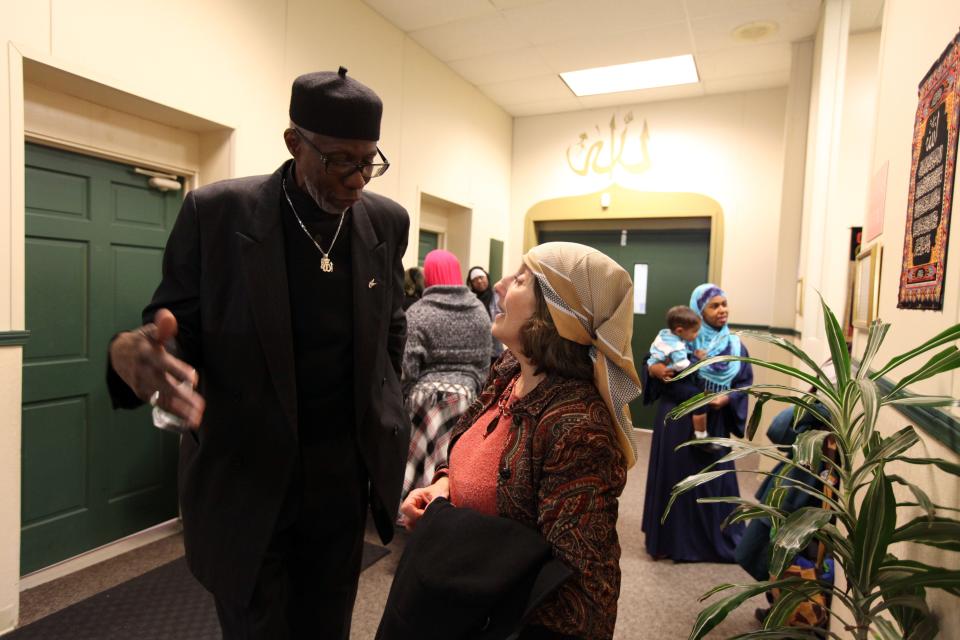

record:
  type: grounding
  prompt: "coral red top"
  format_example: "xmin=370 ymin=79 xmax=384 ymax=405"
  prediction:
xmin=448 ymin=376 xmax=518 ymax=516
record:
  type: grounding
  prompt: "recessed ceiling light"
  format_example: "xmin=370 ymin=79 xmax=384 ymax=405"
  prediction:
xmin=559 ymin=55 xmax=700 ymax=97
xmin=732 ymin=21 xmax=779 ymax=42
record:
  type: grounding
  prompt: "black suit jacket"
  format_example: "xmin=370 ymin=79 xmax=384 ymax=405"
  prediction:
xmin=108 ymin=163 xmax=410 ymax=605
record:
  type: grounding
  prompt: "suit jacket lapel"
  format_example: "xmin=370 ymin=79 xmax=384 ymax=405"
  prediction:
xmin=238 ymin=166 xmax=298 ymax=435
xmin=352 ymin=198 xmax=387 ymax=429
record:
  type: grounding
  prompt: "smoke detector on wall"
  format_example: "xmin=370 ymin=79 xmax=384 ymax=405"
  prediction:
xmin=731 ymin=21 xmax=779 ymax=42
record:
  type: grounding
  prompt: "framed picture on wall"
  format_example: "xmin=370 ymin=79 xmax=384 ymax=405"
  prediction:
xmin=853 ymin=245 xmax=882 ymax=329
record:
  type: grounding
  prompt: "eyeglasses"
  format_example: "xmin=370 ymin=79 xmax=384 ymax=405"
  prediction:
xmin=293 ymin=128 xmax=390 ymax=180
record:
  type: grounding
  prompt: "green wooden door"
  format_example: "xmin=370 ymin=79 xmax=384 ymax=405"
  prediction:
xmin=418 ymin=229 xmax=439 ymax=266
xmin=538 ymin=228 xmax=710 ymax=429
xmin=21 ymin=143 xmax=181 ymax=574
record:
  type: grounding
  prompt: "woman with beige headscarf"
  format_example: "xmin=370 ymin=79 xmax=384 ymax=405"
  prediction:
xmin=395 ymin=242 xmax=641 ymax=640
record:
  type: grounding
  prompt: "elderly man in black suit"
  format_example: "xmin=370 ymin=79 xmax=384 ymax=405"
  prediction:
xmin=107 ymin=67 xmax=410 ymax=639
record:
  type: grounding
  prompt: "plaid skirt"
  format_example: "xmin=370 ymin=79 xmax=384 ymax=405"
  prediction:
xmin=402 ymin=381 xmax=475 ymax=503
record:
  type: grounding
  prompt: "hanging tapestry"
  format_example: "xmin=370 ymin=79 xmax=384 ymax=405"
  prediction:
xmin=898 ymin=30 xmax=960 ymax=310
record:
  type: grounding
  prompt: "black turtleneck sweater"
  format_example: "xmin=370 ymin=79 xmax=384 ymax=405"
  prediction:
xmin=280 ymin=162 xmax=355 ymax=446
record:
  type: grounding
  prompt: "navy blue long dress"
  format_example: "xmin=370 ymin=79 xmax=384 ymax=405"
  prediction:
xmin=640 ymin=347 xmax=753 ymax=562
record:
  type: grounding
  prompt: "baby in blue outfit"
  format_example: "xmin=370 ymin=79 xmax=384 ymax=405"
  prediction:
xmin=648 ymin=306 xmax=708 ymax=437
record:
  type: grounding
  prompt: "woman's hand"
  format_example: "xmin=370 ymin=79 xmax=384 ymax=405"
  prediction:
xmin=709 ymin=394 xmax=730 ymax=410
xmin=648 ymin=362 xmax=675 ymax=382
xmin=399 ymin=477 xmax=450 ymax=531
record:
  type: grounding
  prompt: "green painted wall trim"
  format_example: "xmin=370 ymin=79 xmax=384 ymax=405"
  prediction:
xmin=0 ymin=330 xmax=30 ymax=346
xmin=728 ymin=323 xmax=801 ymax=338
xmin=852 ymin=357 xmax=960 ymax=455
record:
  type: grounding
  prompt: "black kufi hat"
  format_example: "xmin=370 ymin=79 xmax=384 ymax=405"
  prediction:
xmin=289 ymin=67 xmax=382 ymax=141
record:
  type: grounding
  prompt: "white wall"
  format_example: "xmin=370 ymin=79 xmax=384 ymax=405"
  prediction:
xmin=821 ymin=29 xmax=880 ymax=335
xmin=511 ymin=88 xmax=789 ymax=326
xmin=0 ymin=0 xmax=512 ymax=631
xmin=839 ymin=0 xmax=960 ymax=635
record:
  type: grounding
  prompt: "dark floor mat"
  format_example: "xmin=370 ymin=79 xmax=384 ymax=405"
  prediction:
xmin=9 ymin=542 xmax=390 ymax=639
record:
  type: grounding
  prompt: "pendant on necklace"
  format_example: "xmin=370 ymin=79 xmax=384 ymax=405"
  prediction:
xmin=320 ymin=256 xmax=334 ymax=273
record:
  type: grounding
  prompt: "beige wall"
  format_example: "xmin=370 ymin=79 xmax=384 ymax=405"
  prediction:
xmin=839 ymin=0 xmax=960 ymax=635
xmin=510 ymin=87 xmax=789 ymax=326
xmin=0 ymin=0 xmax=512 ymax=631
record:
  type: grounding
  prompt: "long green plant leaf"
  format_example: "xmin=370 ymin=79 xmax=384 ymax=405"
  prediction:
xmin=857 ymin=378 xmax=880 ymax=450
xmin=871 ymin=617 xmax=902 ymax=640
xmin=763 ymin=580 xmax=825 ymax=629
xmin=737 ymin=329 xmax=830 ymax=381
xmin=890 ymin=516 xmax=960 ymax=551
xmin=867 ymin=594 xmax=928 ymax=619
xmin=852 ymin=469 xmax=897 ymax=588
xmin=662 ymin=470 xmax=731 ymax=523
xmin=793 ymin=430 xmax=830 ymax=471
xmin=687 ymin=578 xmax=810 ymax=640
xmin=853 ymin=427 xmax=921 ymax=488
xmin=898 ymin=501 xmax=960 ymax=513
xmin=730 ymin=630 xmax=837 ymax=640
xmin=746 ymin=393 xmax=771 ymax=440
xmin=874 ymin=569 xmax=960 ymax=596
xmin=697 ymin=496 xmax=785 ymax=520
xmin=892 ymin=456 xmax=960 ymax=476
xmin=723 ymin=504 xmax=783 ymax=529
xmin=884 ymin=347 xmax=960 ymax=398
xmin=885 ymin=394 xmax=959 ymax=407
xmin=858 ymin=319 xmax=892 ymax=380
xmin=888 ymin=475 xmax=935 ymax=520
xmin=669 ymin=384 xmax=831 ymax=422
xmin=768 ymin=507 xmax=835 ymax=577
xmin=873 ymin=323 xmax=960 ymax=379
xmin=671 ymin=355 xmax=841 ymax=404
xmin=905 ymin=615 xmax=940 ymax=640
xmin=819 ymin=293 xmax=851 ymax=388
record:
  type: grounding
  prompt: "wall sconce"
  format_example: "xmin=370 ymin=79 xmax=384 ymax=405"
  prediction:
xmin=600 ymin=192 xmax=611 ymax=210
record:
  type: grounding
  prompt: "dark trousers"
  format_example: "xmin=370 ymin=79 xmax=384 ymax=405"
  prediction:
xmin=214 ymin=438 xmax=369 ymax=640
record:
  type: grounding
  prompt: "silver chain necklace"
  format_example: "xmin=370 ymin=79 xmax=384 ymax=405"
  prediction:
xmin=281 ymin=178 xmax=346 ymax=273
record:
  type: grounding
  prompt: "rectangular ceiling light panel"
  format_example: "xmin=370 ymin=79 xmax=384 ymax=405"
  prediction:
xmin=560 ymin=54 xmax=699 ymax=97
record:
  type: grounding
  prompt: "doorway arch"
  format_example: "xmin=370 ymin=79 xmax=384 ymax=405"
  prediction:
xmin=522 ymin=184 xmax=724 ymax=284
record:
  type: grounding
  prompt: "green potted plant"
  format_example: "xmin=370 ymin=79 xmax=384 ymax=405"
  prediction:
xmin=663 ymin=297 xmax=960 ymax=639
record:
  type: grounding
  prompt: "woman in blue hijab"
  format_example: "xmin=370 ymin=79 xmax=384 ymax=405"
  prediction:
xmin=640 ymin=283 xmax=754 ymax=562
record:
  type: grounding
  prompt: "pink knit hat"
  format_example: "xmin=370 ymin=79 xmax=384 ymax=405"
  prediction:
xmin=422 ymin=250 xmax=463 ymax=287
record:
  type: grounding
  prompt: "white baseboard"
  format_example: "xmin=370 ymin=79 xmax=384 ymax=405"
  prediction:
xmin=19 ymin=518 xmax=182 ymax=592
xmin=0 ymin=604 xmax=16 ymax=636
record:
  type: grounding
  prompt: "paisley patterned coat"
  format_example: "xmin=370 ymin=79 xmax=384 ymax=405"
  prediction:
xmin=435 ymin=351 xmax=627 ymax=640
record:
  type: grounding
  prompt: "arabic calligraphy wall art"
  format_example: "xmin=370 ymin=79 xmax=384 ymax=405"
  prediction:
xmin=897 ymin=29 xmax=960 ymax=311
xmin=566 ymin=111 xmax=651 ymax=178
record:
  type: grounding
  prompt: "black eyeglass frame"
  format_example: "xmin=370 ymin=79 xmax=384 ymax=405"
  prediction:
xmin=293 ymin=128 xmax=390 ymax=180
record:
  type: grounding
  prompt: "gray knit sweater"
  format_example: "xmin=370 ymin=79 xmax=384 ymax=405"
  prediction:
xmin=402 ymin=285 xmax=492 ymax=395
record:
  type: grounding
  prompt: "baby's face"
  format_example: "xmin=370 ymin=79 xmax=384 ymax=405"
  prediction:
xmin=673 ymin=323 xmax=700 ymax=343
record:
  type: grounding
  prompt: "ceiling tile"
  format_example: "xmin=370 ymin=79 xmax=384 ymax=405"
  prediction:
xmin=695 ymin=42 xmax=792 ymax=80
xmin=575 ymin=82 xmax=704 ymax=109
xmin=700 ymin=69 xmax=790 ymax=94
xmin=409 ymin=12 xmax=529 ymax=61
xmin=689 ymin=2 xmax=821 ymax=53
xmin=536 ymin=23 xmax=694 ymax=72
xmin=361 ymin=0 xmax=495 ymax=32
xmin=502 ymin=0 xmax=687 ymax=46
xmin=506 ymin=96 xmax=584 ymax=117
xmin=479 ymin=73 xmax=574 ymax=105
xmin=448 ymin=47 xmax=555 ymax=86
xmin=489 ymin=0 xmax=552 ymax=8
xmin=684 ymin=0 xmax=819 ymax=21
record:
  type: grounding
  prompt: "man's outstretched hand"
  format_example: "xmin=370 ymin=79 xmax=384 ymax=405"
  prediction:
xmin=109 ymin=309 xmax=205 ymax=429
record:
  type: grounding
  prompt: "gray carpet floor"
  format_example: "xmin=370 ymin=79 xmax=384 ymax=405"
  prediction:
xmin=19 ymin=430 xmax=766 ymax=639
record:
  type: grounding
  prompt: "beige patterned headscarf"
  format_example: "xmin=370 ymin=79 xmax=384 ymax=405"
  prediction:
xmin=523 ymin=242 xmax=642 ymax=469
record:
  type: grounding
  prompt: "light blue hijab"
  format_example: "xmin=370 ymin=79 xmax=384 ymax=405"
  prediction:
xmin=689 ymin=283 xmax=742 ymax=391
